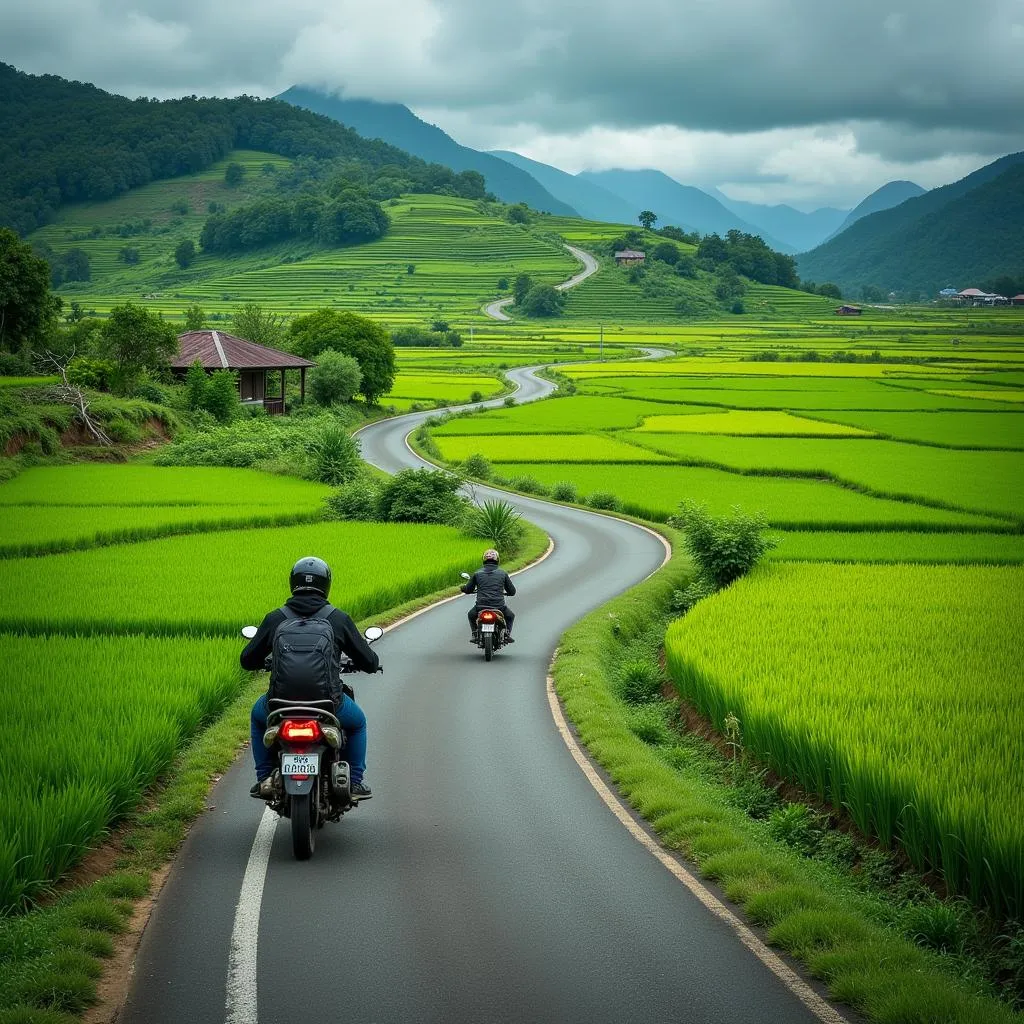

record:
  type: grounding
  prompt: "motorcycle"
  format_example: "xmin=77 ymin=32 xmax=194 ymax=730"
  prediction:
xmin=240 ymin=623 xmax=384 ymax=860
xmin=460 ymin=572 xmax=507 ymax=661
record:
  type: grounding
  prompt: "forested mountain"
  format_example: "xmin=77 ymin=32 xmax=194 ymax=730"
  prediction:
xmin=828 ymin=180 xmax=925 ymax=239
xmin=702 ymin=189 xmax=848 ymax=252
xmin=489 ymin=151 xmax=639 ymax=224
xmin=277 ymin=88 xmax=578 ymax=216
xmin=578 ymin=169 xmax=790 ymax=250
xmin=0 ymin=64 xmax=489 ymax=236
xmin=797 ymin=154 xmax=1024 ymax=295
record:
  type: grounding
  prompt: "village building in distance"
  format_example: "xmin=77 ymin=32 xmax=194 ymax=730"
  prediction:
xmin=938 ymin=286 xmax=1022 ymax=306
xmin=614 ymin=249 xmax=645 ymax=266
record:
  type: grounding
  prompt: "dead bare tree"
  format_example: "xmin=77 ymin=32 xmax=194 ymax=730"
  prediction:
xmin=37 ymin=350 xmax=114 ymax=447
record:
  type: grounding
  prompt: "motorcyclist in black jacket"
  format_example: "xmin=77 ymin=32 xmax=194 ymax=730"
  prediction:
xmin=242 ymin=556 xmax=380 ymax=800
xmin=461 ymin=548 xmax=516 ymax=642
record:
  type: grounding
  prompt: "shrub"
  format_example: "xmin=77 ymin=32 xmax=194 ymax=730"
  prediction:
xmin=617 ymin=659 xmax=662 ymax=704
xmin=376 ymin=468 xmax=468 ymax=525
xmin=184 ymin=359 xmax=208 ymax=411
xmin=323 ymin=475 xmax=381 ymax=521
xmin=509 ymin=475 xmax=548 ymax=495
xmin=550 ymin=481 xmax=577 ymax=502
xmin=67 ymin=356 xmax=115 ymax=391
xmin=203 ymin=369 xmax=239 ymax=424
xmin=308 ymin=350 xmax=362 ymax=406
xmin=465 ymin=499 xmax=524 ymax=555
xmin=767 ymin=803 xmax=821 ymax=855
xmin=626 ymin=704 xmax=672 ymax=746
xmin=469 ymin=390 xmax=484 ymax=403
xmin=461 ymin=453 xmax=491 ymax=480
xmin=586 ymin=491 xmax=619 ymax=510
xmin=305 ymin=419 xmax=362 ymax=485
xmin=669 ymin=501 xmax=773 ymax=589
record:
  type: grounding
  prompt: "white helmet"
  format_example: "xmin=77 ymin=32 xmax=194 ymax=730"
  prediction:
xmin=483 ymin=548 xmax=499 ymax=564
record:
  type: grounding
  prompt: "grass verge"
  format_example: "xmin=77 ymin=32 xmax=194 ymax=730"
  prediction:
xmin=0 ymin=518 xmax=550 ymax=1024
xmin=550 ymin=534 xmax=1020 ymax=1024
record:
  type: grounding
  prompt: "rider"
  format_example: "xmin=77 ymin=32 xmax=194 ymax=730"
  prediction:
xmin=241 ymin=556 xmax=379 ymax=801
xmin=462 ymin=548 xmax=516 ymax=643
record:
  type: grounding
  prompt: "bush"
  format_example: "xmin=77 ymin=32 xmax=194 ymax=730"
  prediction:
xmin=203 ymin=369 xmax=239 ymax=423
xmin=67 ymin=356 xmax=115 ymax=391
xmin=509 ymin=475 xmax=548 ymax=495
xmin=323 ymin=475 xmax=381 ymax=521
xmin=184 ymin=359 xmax=208 ymax=411
xmin=305 ymin=419 xmax=362 ymax=485
xmin=617 ymin=659 xmax=662 ymax=704
xmin=586 ymin=491 xmax=619 ymax=510
xmin=461 ymin=453 xmax=491 ymax=480
xmin=308 ymin=349 xmax=362 ymax=406
xmin=465 ymin=499 xmax=524 ymax=555
xmin=376 ymin=468 xmax=468 ymax=524
xmin=669 ymin=501 xmax=773 ymax=589
xmin=550 ymin=480 xmax=578 ymax=502
xmin=469 ymin=390 xmax=484 ymax=403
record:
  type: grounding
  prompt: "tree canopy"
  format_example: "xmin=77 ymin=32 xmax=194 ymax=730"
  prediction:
xmin=0 ymin=227 xmax=61 ymax=353
xmin=95 ymin=303 xmax=178 ymax=392
xmin=289 ymin=309 xmax=395 ymax=404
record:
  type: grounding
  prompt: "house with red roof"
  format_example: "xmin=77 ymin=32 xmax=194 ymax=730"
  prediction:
xmin=172 ymin=331 xmax=316 ymax=414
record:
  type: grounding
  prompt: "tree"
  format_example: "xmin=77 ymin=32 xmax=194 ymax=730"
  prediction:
xmin=224 ymin=162 xmax=245 ymax=188
xmin=513 ymin=273 xmax=533 ymax=306
xmin=520 ymin=284 xmax=566 ymax=318
xmin=697 ymin=233 xmax=728 ymax=264
xmin=183 ymin=304 xmax=205 ymax=331
xmin=507 ymin=204 xmax=530 ymax=224
xmin=288 ymin=309 xmax=395 ymax=404
xmin=651 ymin=241 xmax=680 ymax=265
xmin=308 ymin=349 xmax=362 ymax=406
xmin=232 ymin=303 xmax=287 ymax=348
xmin=175 ymin=239 xmax=196 ymax=269
xmin=0 ymin=228 xmax=61 ymax=353
xmin=376 ymin=468 xmax=467 ymax=524
xmin=638 ymin=210 xmax=657 ymax=230
xmin=817 ymin=282 xmax=842 ymax=299
xmin=184 ymin=359 xmax=208 ymax=410
xmin=95 ymin=302 xmax=178 ymax=393
xmin=204 ymin=369 xmax=239 ymax=423
xmin=119 ymin=247 xmax=140 ymax=265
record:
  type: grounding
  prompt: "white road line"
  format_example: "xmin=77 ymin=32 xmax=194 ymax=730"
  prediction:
xmin=544 ymin=674 xmax=850 ymax=1024
xmin=226 ymin=806 xmax=278 ymax=1024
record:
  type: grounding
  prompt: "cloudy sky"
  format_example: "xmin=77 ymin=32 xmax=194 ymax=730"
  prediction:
xmin=3 ymin=0 xmax=1024 ymax=209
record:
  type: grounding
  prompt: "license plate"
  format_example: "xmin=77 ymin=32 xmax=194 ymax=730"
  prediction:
xmin=281 ymin=753 xmax=319 ymax=776
xmin=480 ymin=624 xmax=496 ymax=633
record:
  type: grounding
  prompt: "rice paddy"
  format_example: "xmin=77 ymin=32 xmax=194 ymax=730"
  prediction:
xmin=665 ymin=562 xmax=1024 ymax=917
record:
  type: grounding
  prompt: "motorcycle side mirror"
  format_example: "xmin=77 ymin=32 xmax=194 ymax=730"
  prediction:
xmin=460 ymin=572 xmax=472 ymax=580
xmin=241 ymin=625 xmax=258 ymax=639
xmin=364 ymin=626 xmax=384 ymax=642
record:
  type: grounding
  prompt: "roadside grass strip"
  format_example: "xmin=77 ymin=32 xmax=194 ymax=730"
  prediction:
xmin=0 ymin=522 xmax=486 ymax=635
xmin=768 ymin=531 xmax=1024 ymax=564
xmin=0 ymin=465 xmax=331 ymax=507
xmin=665 ymin=563 xmax=1024 ymax=918
xmin=488 ymin=462 xmax=1005 ymax=530
xmin=619 ymin=434 xmax=1024 ymax=522
xmin=0 ymin=505 xmax=324 ymax=558
xmin=633 ymin=411 xmax=875 ymax=436
xmin=436 ymin=433 xmax=673 ymax=463
xmin=0 ymin=635 xmax=243 ymax=913
xmin=552 ymin=545 xmax=1017 ymax=1024
xmin=802 ymin=411 xmax=1024 ymax=450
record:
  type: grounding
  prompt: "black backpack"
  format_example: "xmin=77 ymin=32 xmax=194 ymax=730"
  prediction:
xmin=269 ymin=604 xmax=341 ymax=705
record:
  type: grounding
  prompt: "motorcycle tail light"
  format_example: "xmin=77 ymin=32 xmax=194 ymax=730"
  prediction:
xmin=480 ymin=611 xmax=496 ymax=621
xmin=280 ymin=719 xmax=322 ymax=742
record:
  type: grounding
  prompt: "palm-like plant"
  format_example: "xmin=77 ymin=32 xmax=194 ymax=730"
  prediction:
xmin=466 ymin=499 xmax=523 ymax=554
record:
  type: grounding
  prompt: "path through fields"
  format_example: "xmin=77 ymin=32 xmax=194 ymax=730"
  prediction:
xmin=484 ymin=243 xmax=598 ymax=321
xmin=120 ymin=356 xmax=843 ymax=1024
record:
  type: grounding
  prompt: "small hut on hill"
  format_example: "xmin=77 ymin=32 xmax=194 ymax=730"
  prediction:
xmin=172 ymin=331 xmax=315 ymax=414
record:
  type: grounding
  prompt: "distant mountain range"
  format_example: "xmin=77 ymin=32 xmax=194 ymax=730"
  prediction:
xmin=277 ymin=87 xmax=578 ymax=217
xmin=827 ymin=180 xmax=925 ymax=240
xmin=797 ymin=153 xmax=1024 ymax=295
xmin=702 ymin=189 xmax=849 ymax=253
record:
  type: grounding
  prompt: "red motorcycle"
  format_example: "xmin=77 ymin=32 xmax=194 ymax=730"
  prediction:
xmin=461 ymin=573 xmax=508 ymax=661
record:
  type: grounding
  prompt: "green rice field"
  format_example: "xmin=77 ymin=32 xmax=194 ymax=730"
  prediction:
xmin=665 ymin=562 xmax=1024 ymax=917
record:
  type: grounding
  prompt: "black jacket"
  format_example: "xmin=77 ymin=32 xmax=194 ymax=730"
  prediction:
xmin=461 ymin=563 xmax=516 ymax=607
xmin=240 ymin=593 xmax=380 ymax=674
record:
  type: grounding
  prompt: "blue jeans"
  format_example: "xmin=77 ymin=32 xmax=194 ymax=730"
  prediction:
xmin=250 ymin=692 xmax=367 ymax=785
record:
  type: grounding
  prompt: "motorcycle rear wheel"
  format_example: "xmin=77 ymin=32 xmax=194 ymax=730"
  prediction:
xmin=291 ymin=792 xmax=316 ymax=860
xmin=484 ymin=634 xmax=493 ymax=661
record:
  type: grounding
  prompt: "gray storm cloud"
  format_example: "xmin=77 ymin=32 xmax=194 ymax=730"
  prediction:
xmin=2 ymin=0 xmax=1023 ymax=204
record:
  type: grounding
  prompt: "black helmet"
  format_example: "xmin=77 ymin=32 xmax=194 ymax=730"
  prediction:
xmin=290 ymin=556 xmax=332 ymax=597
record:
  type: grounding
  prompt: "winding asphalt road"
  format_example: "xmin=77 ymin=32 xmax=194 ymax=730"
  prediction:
xmin=121 ymin=363 xmax=842 ymax=1024
xmin=484 ymin=244 xmax=598 ymax=321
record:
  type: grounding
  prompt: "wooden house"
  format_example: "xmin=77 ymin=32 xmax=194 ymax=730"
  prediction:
xmin=172 ymin=331 xmax=316 ymax=414
xmin=834 ymin=305 xmax=862 ymax=316
xmin=614 ymin=249 xmax=646 ymax=266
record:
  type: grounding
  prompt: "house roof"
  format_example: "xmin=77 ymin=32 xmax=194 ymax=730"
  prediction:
xmin=614 ymin=250 xmax=646 ymax=258
xmin=959 ymin=288 xmax=986 ymax=296
xmin=172 ymin=331 xmax=316 ymax=371
xmin=1012 ymin=294 xmax=1024 ymax=301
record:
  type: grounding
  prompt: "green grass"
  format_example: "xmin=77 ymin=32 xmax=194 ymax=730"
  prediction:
xmin=633 ymin=410 xmax=875 ymax=436
xmin=0 ymin=521 xmax=486 ymax=635
xmin=803 ymin=410 xmax=1024 ymax=449
xmin=767 ymin=531 xmax=1024 ymax=564
xmin=0 ymin=635 xmax=244 ymax=911
xmin=666 ymin=562 xmax=1024 ymax=917
xmin=487 ymin=462 xmax=1006 ymax=530
xmin=0 ymin=465 xmax=331 ymax=507
xmin=436 ymin=433 xmax=673 ymax=463
xmin=0 ymin=377 xmax=58 ymax=388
